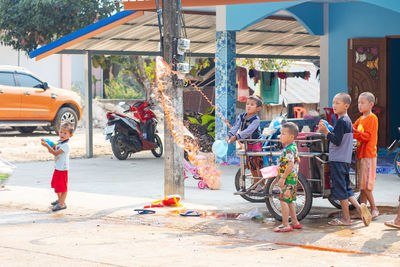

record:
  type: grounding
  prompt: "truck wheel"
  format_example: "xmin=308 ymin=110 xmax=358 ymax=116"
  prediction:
xmin=265 ymin=173 xmax=313 ymax=221
xmin=16 ymin=126 xmax=37 ymax=134
xmin=54 ymin=107 xmax=78 ymax=134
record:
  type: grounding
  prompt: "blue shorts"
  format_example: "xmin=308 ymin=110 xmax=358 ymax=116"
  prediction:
xmin=329 ymin=161 xmax=354 ymax=201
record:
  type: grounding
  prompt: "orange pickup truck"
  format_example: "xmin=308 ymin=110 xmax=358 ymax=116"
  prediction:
xmin=0 ymin=66 xmax=82 ymax=134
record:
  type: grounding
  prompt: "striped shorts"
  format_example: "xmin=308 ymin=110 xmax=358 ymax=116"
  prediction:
xmin=356 ymin=157 xmax=377 ymax=191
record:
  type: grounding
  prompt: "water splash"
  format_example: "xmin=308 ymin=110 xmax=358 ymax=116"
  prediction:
xmin=155 ymin=57 xmax=221 ymax=189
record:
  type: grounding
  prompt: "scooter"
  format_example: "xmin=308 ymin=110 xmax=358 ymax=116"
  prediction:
xmin=387 ymin=127 xmax=400 ymax=177
xmin=104 ymin=100 xmax=163 ymax=160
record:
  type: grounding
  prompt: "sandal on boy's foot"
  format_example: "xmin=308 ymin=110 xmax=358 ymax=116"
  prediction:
xmin=384 ymin=220 xmax=400 ymax=229
xmin=360 ymin=203 xmax=372 ymax=226
xmin=52 ymin=204 xmax=67 ymax=212
xmin=292 ymin=224 xmax=303 ymax=229
xmin=328 ymin=218 xmax=352 ymax=226
xmin=273 ymin=224 xmax=293 ymax=232
xmin=371 ymin=209 xmax=379 ymax=220
xmin=51 ymin=200 xmax=58 ymax=206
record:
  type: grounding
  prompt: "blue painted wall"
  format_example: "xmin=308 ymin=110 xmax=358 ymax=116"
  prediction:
xmin=389 ymin=38 xmax=400 ymax=142
xmin=328 ymin=2 xmax=400 ymax=102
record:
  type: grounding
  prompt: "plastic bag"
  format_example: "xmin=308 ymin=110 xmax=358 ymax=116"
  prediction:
xmin=237 ymin=208 xmax=263 ymax=221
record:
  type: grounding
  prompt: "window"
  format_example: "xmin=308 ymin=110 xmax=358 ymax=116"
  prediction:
xmin=0 ymin=72 xmax=16 ymax=86
xmin=16 ymin=73 xmax=43 ymax=88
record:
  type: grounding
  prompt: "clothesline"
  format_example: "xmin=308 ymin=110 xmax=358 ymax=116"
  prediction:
xmin=237 ymin=66 xmax=311 ymax=103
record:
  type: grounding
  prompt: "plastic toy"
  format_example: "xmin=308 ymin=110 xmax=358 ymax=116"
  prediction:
xmin=212 ymin=140 xmax=228 ymax=157
xmin=260 ymin=165 xmax=279 ymax=179
xmin=320 ymin=120 xmax=334 ymax=132
xmin=41 ymin=138 xmax=57 ymax=149
xmin=143 ymin=195 xmax=182 ymax=208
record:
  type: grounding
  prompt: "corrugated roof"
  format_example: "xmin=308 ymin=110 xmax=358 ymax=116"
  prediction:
xmin=30 ymin=11 xmax=319 ymax=60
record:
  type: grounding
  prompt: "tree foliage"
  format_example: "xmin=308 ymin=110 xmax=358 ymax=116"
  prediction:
xmin=236 ymin=58 xmax=293 ymax=72
xmin=0 ymin=0 xmax=119 ymax=53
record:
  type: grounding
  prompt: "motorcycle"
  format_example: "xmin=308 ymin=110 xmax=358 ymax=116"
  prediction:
xmin=387 ymin=127 xmax=400 ymax=177
xmin=104 ymin=100 xmax=163 ymax=160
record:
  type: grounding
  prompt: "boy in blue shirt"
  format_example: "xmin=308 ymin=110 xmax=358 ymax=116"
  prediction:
xmin=319 ymin=93 xmax=371 ymax=226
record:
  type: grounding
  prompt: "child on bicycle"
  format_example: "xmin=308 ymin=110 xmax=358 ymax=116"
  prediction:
xmin=273 ymin=122 xmax=302 ymax=232
xmin=226 ymin=95 xmax=264 ymax=187
xmin=353 ymin=92 xmax=379 ymax=219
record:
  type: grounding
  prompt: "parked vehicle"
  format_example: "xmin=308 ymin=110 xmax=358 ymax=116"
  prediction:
xmin=0 ymin=65 xmax=82 ymax=134
xmin=104 ymin=100 xmax=163 ymax=160
xmin=387 ymin=127 xmax=400 ymax=177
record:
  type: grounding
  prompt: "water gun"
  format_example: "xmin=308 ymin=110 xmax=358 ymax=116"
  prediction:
xmin=319 ymin=120 xmax=334 ymax=132
xmin=41 ymin=138 xmax=57 ymax=149
xmin=144 ymin=195 xmax=182 ymax=208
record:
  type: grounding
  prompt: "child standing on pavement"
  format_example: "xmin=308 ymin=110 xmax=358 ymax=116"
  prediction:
xmin=41 ymin=122 xmax=74 ymax=212
xmin=319 ymin=93 xmax=372 ymax=226
xmin=353 ymin=92 xmax=379 ymax=219
xmin=274 ymin=122 xmax=302 ymax=232
xmin=226 ymin=95 xmax=264 ymax=184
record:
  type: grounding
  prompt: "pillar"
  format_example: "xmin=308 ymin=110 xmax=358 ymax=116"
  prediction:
xmin=215 ymin=30 xmax=237 ymax=163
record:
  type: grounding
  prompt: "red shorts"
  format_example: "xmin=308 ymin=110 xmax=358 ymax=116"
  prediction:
xmin=51 ymin=170 xmax=68 ymax=193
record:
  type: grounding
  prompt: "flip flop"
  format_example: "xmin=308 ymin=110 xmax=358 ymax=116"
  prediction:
xmin=360 ymin=203 xmax=372 ymax=226
xmin=52 ymin=204 xmax=67 ymax=212
xmin=384 ymin=220 xmax=400 ymax=229
xmin=274 ymin=224 xmax=293 ymax=232
xmin=134 ymin=209 xmax=156 ymax=215
xmin=179 ymin=211 xmax=201 ymax=217
xmin=51 ymin=200 xmax=58 ymax=206
xmin=292 ymin=224 xmax=303 ymax=229
xmin=328 ymin=218 xmax=352 ymax=226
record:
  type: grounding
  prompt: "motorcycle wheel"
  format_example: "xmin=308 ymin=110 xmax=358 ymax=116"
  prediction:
xmin=234 ymin=168 xmax=265 ymax=203
xmin=395 ymin=150 xmax=400 ymax=177
xmin=151 ymin=134 xmax=163 ymax=158
xmin=111 ymin=133 xmax=129 ymax=160
xmin=265 ymin=173 xmax=313 ymax=221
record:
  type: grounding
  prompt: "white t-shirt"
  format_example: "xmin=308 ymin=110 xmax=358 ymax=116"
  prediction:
xmin=54 ymin=142 xmax=70 ymax=171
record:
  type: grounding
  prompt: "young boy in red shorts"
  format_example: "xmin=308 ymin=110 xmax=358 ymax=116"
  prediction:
xmin=41 ymin=122 xmax=74 ymax=212
xmin=353 ymin=92 xmax=379 ymax=219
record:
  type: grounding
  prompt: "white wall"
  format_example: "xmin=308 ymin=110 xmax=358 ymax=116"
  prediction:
xmin=0 ymin=45 xmax=61 ymax=87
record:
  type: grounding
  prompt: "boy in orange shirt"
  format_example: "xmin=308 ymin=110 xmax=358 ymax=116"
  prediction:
xmin=353 ymin=92 xmax=379 ymax=219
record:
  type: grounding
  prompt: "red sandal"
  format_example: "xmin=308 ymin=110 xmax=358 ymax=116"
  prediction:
xmin=273 ymin=225 xmax=293 ymax=232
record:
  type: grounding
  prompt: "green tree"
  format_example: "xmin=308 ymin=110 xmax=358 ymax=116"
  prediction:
xmin=0 ymin=0 xmax=119 ymax=53
xmin=236 ymin=58 xmax=293 ymax=72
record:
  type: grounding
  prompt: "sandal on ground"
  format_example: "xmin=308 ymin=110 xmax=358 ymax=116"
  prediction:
xmin=292 ymin=224 xmax=303 ymax=229
xmin=384 ymin=220 xmax=400 ymax=229
xmin=328 ymin=218 xmax=352 ymax=226
xmin=52 ymin=204 xmax=66 ymax=212
xmin=179 ymin=211 xmax=201 ymax=217
xmin=274 ymin=224 xmax=293 ymax=232
xmin=51 ymin=200 xmax=58 ymax=206
xmin=134 ymin=209 xmax=156 ymax=215
xmin=360 ymin=203 xmax=372 ymax=226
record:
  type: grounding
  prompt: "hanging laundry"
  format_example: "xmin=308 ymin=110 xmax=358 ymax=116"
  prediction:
xmin=260 ymin=71 xmax=279 ymax=104
xmin=237 ymin=67 xmax=249 ymax=102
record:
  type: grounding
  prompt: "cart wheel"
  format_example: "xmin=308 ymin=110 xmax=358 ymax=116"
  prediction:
xmin=327 ymin=169 xmax=360 ymax=210
xmin=198 ymin=180 xmax=206 ymax=189
xmin=234 ymin=168 xmax=265 ymax=203
xmin=265 ymin=173 xmax=313 ymax=221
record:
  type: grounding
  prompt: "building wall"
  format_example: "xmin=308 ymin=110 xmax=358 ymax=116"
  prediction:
xmin=328 ymin=2 xmax=400 ymax=102
xmin=389 ymin=38 xmax=400 ymax=141
xmin=0 ymin=45 xmax=61 ymax=87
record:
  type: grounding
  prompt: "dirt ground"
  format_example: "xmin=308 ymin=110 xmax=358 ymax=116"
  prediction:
xmin=0 ymin=127 xmax=113 ymax=162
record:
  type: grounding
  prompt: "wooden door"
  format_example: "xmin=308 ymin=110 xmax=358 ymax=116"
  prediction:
xmin=348 ymin=38 xmax=387 ymax=147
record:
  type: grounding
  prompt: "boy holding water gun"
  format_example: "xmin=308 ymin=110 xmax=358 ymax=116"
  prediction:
xmin=226 ymin=95 xmax=264 ymax=186
xmin=41 ymin=122 xmax=74 ymax=212
xmin=352 ymin=92 xmax=379 ymax=219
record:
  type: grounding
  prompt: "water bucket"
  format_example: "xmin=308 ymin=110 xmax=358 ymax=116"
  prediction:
xmin=212 ymin=140 xmax=228 ymax=158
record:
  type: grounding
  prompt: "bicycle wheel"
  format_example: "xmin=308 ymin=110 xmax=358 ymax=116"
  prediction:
xmin=234 ymin=168 xmax=265 ymax=203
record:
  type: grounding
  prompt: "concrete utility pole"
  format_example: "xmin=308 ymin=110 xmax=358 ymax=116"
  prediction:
xmin=162 ymin=0 xmax=184 ymax=197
